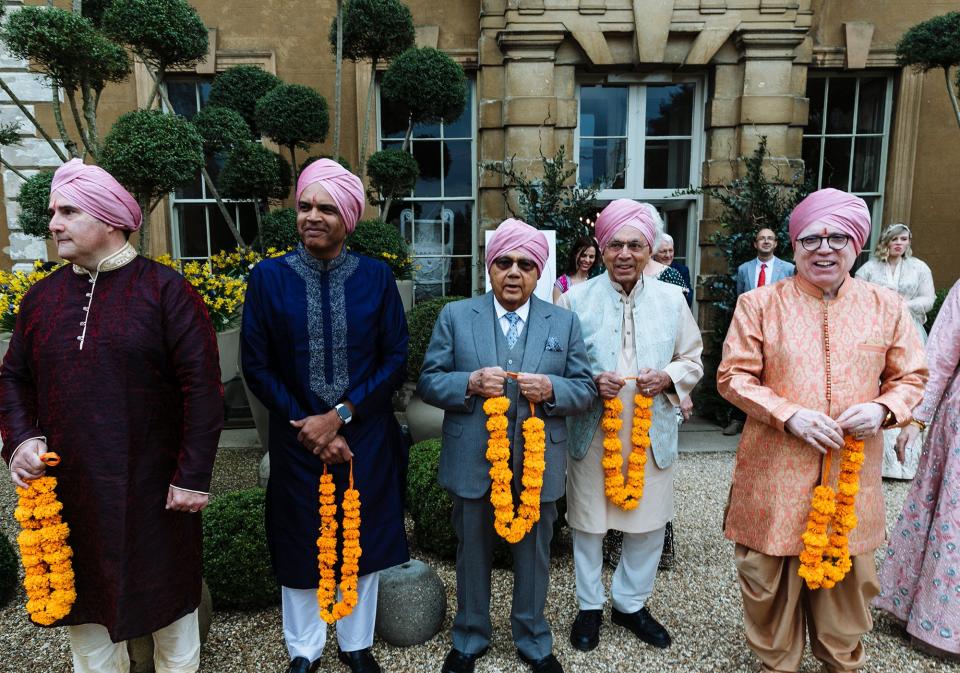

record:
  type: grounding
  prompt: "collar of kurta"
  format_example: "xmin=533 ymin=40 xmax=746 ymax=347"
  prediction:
xmin=296 ymin=244 xmax=348 ymax=274
xmin=604 ymin=272 xmax=646 ymax=302
xmin=794 ymin=273 xmax=853 ymax=300
xmin=71 ymin=242 xmax=137 ymax=276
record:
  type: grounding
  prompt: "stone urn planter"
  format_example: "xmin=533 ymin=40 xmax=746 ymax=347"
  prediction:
xmin=0 ymin=332 xmax=10 ymax=365
xmin=375 ymin=559 xmax=446 ymax=646
xmin=396 ymin=279 xmax=414 ymax=313
xmin=216 ymin=327 xmax=240 ymax=383
xmin=127 ymin=579 xmax=212 ymax=672
xmin=241 ymin=374 xmax=270 ymax=451
xmin=405 ymin=392 xmax=444 ymax=444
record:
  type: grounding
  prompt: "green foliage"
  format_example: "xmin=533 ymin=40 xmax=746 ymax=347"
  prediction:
xmin=202 ymin=488 xmax=279 ymax=610
xmin=219 ymin=141 xmax=291 ymax=201
xmin=16 ymin=171 xmax=54 ymax=240
xmin=679 ymin=137 xmax=809 ymax=423
xmin=347 ymin=218 xmax=413 ymax=280
xmin=208 ymin=65 xmax=282 ymax=137
xmin=0 ymin=532 xmax=15 ymax=608
xmin=485 ymin=145 xmax=602 ymax=268
xmin=896 ymin=12 xmax=960 ymax=72
xmin=191 ymin=105 xmax=250 ymax=156
xmin=365 ymin=148 xmax=418 ymax=207
xmin=331 ymin=0 xmax=415 ymax=65
xmin=81 ymin=0 xmax=113 ymax=27
xmin=0 ymin=121 xmax=21 ymax=147
xmin=255 ymin=84 xmax=329 ymax=150
xmin=100 ymin=109 xmax=204 ymax=206
xmin=102 ymin=0 xmax=208 ymax=71
xmin=406 ymin=295 xmax=465 ymax=381
xmin=928 ymin=287 xmax=950 ymax=328
xmin=381 ymin=47 xmax=467 ymax=126
xmin=406 ymin=438 xmax=458 ymax=559
xmin=261 ymin=208 xmax=299 ymax=250
xmin=3 ymin=5 xmax=129 ymax=92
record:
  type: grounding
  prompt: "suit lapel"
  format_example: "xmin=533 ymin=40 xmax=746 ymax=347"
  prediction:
xmin=518 ymin=296 xmax=549 ymax=374
xmin=472 ymin=293 xmax=498 ymax=368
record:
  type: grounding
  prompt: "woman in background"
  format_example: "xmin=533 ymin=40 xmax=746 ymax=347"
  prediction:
xmin=553 ymin=236 xmax=600 ymax=302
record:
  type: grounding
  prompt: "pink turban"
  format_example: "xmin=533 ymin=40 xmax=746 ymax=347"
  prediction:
xmin=50 ymin=159 xmax=142 ymax=231
xmin=595 ymin=199 xmax=659 ymax=250
xmin=295 ymin=159 xmax=365 ymax=234
xmin=485 ymin=218 xmax=549 ymax=274
xmin=788 ymin=188 xmax=871 ymax=254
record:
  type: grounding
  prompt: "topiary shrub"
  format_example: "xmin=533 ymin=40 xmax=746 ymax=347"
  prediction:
xmin=365 ymin=148 xmax=418 ymax=207
xmin=202 ymin=487 xmax=279 ymax=609
xmin=261 ymin=208 xmax=299 ymax=250
xmin=347 ymin=218 xmax=412 ymax=280
xmin=101 ymin=0 xmax=208 ymax=71
xmin=406 ymin=295 xmax=465 ymax=382
xmin=16 ymin=171 xmax=54 ymax=239
xmin=191 ymin=105 xmax=250 ymax=156
xmin=381 ymin=47 xmax=468 ymax=127
xmin=219 ymin=141 xmax=291 ymax=201
xmin=208 ymin=65 xmax=282 ymax=137
xmin=406 ymin=438 xmax=457 ymax=559
xmin=255 ymin=84 xmax=329 ymax=172
xmin=0 ymin=532 xmax=17 ymax=608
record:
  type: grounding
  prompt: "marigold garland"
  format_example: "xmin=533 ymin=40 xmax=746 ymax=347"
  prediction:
xmin=483 ymin=395 xmax=546 ymax=544
xmin=601 ymin=393 xmax=653 ymax=510
xmin=798 ymin=436 xmax=865 ymax=590
xmin=14 ymin=453 xmax=76 ymax=625
xmin=316 ymin=461 xmax=361 ymax=623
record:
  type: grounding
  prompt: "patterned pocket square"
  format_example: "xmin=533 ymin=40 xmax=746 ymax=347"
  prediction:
xmin=545 ymin=337 xmax=563 ymax=352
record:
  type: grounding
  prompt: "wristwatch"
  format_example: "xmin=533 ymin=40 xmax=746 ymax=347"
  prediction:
xmin=334 ymin=403 xmax=353 ymax=425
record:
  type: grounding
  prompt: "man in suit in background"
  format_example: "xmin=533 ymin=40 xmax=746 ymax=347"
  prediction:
xmin=418 ymin=218 xmax=596 ymax=673
xmin=653 ymin=233 xmax=692 ymax=308
xmin=724 ymin=227 xmax=796 ymax=435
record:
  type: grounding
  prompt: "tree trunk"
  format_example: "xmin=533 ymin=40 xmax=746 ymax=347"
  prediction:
xmin=359 ymin=57 xmax=378 ymax=177
xmin=380 ymin=119 xmax=413 ymax=222
xmin=289 ymin=145 xmax=299 ymax=186
xmin=0 ymin=77 xmax=70 ymax=161
xmin=945 ymin=67 xmax=960 ymax=131
xmin=333 ymin=0 xmax=343 ymax=159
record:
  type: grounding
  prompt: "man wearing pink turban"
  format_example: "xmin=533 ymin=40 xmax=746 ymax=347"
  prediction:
xmin=558 ymin=199 xmax=703 ymax=654
xmin=718 ymin=187 xmax=928 ymax=672
xmin=242 ymin=159 xmax=409 ymax=673
xmin=1 ymin=159 xmax=223 ymax=672
xmin=418 ymin=218 xmax=596 ymax=673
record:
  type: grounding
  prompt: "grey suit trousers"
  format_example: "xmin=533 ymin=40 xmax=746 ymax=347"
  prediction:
xmin=450 ymin=494 xmax=558 ymax=659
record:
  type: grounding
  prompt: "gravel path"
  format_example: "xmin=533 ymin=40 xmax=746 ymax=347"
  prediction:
xmin=0 ymin=448 xmax=954 ymax=673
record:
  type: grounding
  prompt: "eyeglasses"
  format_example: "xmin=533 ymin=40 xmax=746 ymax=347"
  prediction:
xmin=797 ymin=234 xmax=851 ymax=252
xmin=493 ymin=256 xmax=537 ymax=273
xmin=605 ymin=240 xmax=649 ymax=253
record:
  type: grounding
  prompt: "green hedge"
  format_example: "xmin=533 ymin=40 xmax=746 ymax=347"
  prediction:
xmin=202 ymin=487 xmax=279 ymax=609
xmin=406 ymin=295 xmax=465 ymax=382
xmin=346 ymin=218 xmax=412 ymax=280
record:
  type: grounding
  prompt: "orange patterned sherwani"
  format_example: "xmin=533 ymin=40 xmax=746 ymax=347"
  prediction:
xmin=718 ymin=275 xmax=927 ymax=557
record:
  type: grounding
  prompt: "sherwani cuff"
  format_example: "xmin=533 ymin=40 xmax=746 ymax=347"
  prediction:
xmin=771 ymin=402 xmax=802 ymax=433
xmin=873 ymin=394 xmax=911 ymax=428
xmin=5 ymin=436 xmax=46 ymax=466
xmin=662 ymin=367 xmax=685 ymax=407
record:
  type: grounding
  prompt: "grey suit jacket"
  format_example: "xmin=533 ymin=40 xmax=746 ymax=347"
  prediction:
xmin=735 ymin=257 xmax=796 ymax=295
xmin=417 ymin=292 xmax=596 ymax=501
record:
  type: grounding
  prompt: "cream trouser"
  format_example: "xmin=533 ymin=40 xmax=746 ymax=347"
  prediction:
xmin=572 ymin=527 xmax=665 ymax=613
xmin=68 ymin=609 xmax=199 ymax=673
xmin=282 ymin=572 xmax=379 ymax=663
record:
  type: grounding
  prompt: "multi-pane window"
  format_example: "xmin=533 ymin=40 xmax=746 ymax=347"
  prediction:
xmin=167 ymin=78 xmax=258 ymax=260
xmin=378 ymin=80 xmax=476 ymax=302
xmin=802 ymin=74 xmax=893 ymax=258
xmin=575 ymin=80 xmax=703 ymax=300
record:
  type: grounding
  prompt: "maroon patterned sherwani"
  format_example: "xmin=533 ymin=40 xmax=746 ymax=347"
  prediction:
xmin=0 ymin=246 xmax=223 ymax=641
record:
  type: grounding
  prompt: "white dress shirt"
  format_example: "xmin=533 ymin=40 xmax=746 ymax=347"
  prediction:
xmin=493 ymin=297 xmax=530 ymax=337
xmin=753 ymin=256 xmax=778 ymax=288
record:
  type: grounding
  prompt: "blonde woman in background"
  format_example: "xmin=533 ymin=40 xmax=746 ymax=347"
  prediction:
xmin=856 ymin=223 xmax=936 ymax=479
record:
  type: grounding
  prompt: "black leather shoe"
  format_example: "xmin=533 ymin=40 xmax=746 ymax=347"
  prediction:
xmin=337 ymin=647 xmax=381 ymax=673
xmin=285 ymin=657 xmax=319 ymax=673
xmin=569 ymin=609 xmax=602 ymax=651
xmin=440 ymin=647 xmax=488 ymax=673
xmin=611 ymin=606 xmax=672 ymax=648
xmin=517 ymin=650 xmax=564 ymax=673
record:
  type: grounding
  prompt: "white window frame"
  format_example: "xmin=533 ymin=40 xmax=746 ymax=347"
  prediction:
xmin=803 ymin=72 xmax=894 ymax=250
xmin=376 ymin=78 xmax=478 ymax=301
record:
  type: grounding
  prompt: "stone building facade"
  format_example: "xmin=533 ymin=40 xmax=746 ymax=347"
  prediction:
xmin=1 ymin=0 xmax=957 ymax=311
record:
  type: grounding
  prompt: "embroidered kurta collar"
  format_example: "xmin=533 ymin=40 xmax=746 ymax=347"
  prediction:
xmin=605 ymin=273 xmax=646 ymax=302
xmin=296 ymin=244 xmax=349 ymax=274
xmin=71 ymin=242 xmax=137 ymax=276
xmin=794 ymin=273 xmax=852 ymax=301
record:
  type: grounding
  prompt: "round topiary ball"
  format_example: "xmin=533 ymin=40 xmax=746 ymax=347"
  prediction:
xmin=255 ymin=84 xmax=329 ymax=151
xmin=366 ymin=149 xmax=418 ymax=206
xmin=208 ymin=65 xmax=283 ymax=136
xmin=381 ymin=47 xmax=467 ymax=125
xmin=191 ymin=105 xmax=251 ymax=155
xmin=346 ymin=219 xmax=411 ymax=279
xmin=261 ymin=208 xmax=299 ymax=250
xmin=0 ymin=532 xmax=17 ymax=608
xmin=102 ymin=0 xmax=208 ymax=70
xmin=219 ymin=142 xmax=291 ymax=201
xmin=202 ymin=487 xmax=279 ymax=609
xmin=16 ymin=171 xmax=54 ymax=239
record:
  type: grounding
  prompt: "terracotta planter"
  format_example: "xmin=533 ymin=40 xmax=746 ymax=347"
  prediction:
xmin=396 ymin=279 xmax=414 ymax=313
xmin=216 ymin=327 xmax=240 ymax=383
xmin=405 ymin=392 xmax=444 ymax=444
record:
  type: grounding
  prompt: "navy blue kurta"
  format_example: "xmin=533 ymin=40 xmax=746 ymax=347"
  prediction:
xmin=241 ymin=246 xmax=409 ymax=587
